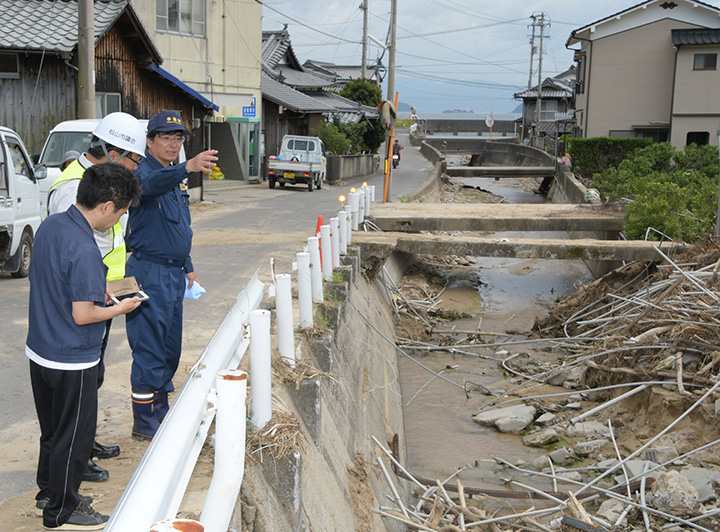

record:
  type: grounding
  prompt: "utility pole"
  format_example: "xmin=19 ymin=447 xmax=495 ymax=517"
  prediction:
xmin=383 ymin=0 xmax=397 ymax=201
xmin=527 ymin=15 xmax=536 ymax=90
xmin=361 ymin=0 xmax=369 ymax=79
xmin=534 ymin=13 xmax=548 ymax=146
xmin=78 ymin=0 xmax=95 ymax=119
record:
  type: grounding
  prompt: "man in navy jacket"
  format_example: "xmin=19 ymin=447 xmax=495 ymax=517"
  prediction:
xmin=125 ymin=111 xmax=218 ymax=440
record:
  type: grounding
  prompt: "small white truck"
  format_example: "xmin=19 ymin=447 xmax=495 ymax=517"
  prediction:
xmin=0 ymin=126 xmax=47 ymax=277
xmin=267 ymin=135 xmax=327 ymax=192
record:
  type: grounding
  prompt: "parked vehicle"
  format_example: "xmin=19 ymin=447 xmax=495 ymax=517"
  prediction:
xmin=267 ymin=135 xmax=327 ymax=192
xmin=37 ymin=118 xmax=186 ymax=217
xmin=0 ymin=126 xmax=47 ymax=277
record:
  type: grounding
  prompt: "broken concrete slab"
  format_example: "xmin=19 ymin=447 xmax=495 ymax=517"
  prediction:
xmin=651 ymin=470 xmax=699 ymax=512
xmin=565 ymin=421 xmax=611 ymax=439
xmin=523 ymin=427 xmax=559 ymax=447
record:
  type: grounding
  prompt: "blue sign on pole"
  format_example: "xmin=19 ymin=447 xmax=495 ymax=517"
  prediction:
xmin=243 ymin=97 xmax=256 ymax=117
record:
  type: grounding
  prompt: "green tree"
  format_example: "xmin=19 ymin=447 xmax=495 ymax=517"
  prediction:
xmin=339 ymin=78 xmax=382 ymax=107
xmin=309 ymin=122 xmax=350 ymax=155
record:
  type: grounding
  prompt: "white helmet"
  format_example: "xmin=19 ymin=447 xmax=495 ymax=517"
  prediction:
xmin=92 ymin=112 xmax=146 ymax=158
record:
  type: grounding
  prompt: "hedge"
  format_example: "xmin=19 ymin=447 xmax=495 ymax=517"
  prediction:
xmin=568 ymin=137 xmax=653 ymax=180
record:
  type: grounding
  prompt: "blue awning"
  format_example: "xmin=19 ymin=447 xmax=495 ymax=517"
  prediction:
xmin=152 ymin=63 xmax=219 ymax=111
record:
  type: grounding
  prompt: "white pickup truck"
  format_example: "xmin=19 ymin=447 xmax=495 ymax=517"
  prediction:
xmin=267 ymin=135 xmax=327 ymax=192
xmin=0 ymin=126 xmax=47 ymax=277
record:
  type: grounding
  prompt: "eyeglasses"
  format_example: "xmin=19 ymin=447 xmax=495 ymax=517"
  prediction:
xmin=126 ymin=153 xmax=143 ymax=165
xmin=156 ymin=134 xmax=185 ymax=144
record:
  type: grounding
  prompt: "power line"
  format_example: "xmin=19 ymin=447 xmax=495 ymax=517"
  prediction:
xmin=262 ymin=3 xmax=361 ymax=44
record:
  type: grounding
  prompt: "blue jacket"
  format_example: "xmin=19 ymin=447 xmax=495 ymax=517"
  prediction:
xmin=127 ymin=155 xmax=194 ymax=272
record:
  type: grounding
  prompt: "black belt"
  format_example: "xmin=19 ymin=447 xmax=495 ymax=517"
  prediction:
xmin=133 ymin=251 xmax=185 ymax=268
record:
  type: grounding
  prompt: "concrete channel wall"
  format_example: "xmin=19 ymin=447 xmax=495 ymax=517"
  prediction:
xmin=234 ymin=250 xmax=407 ymax=532
xmin=326 ymin=154 xmax=379 ymax=184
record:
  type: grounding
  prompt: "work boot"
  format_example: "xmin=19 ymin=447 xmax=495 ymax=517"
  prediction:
xmin=132 ymin=393 xmax=160 ymax=441
xmin=90 ymin=440 xmax=120 ymax=459
xmin=42 ymin=499 xmax=108 ymax=530
xmin=154 ymin=391 xmax=169 ymax=423
xmin=36 ymin=494 xmax=92 ymax=517
xmin=82 ymin=458 xmax=109 ymax=482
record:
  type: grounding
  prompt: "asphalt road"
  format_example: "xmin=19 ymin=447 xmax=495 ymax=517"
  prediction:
xmin=0 ymin=130 xmax=431 ymax=504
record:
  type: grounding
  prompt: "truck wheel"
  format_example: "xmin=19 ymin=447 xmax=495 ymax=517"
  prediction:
xmin=11 ymin=232 xmax=32 ymax=278
xmin=308 ymin=177 xmax=314 ymax=192
xmin=317 ymin=173 xmax=324 ymax=190
xmin=269 ymin=177 xmax=276 ymax=189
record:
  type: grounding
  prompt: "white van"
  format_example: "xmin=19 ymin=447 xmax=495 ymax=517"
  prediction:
xmin=37 ymin=118 xmax=187 ymax=216
xmin=0 ymin=126 xmax=47 ymax=277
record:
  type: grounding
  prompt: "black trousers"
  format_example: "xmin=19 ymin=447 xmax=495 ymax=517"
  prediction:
xmin=30 ymin=360 xmax=98 ymax=528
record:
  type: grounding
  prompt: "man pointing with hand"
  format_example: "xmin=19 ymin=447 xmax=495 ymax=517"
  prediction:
xmin=124 ymin=111 xmax=218 ymax=440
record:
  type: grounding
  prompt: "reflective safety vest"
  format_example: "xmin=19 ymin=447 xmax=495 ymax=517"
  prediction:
xmin=48 ymin=160 xmax=127 ymax=280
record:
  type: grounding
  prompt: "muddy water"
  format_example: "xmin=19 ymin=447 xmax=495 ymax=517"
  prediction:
xmin=398 ymin=175 xmax=596 ymax=489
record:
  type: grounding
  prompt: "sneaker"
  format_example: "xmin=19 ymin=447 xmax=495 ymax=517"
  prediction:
xmin=35 ymin=495 xmax=93 ymax=517
xmin=43 ymin=500 xmax=108 ymax=530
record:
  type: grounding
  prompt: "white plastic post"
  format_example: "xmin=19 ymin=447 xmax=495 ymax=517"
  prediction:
xmin=296 ymin=252 xmax=313 ymax=328
xmin=199 ymin=369 xmax=247 ymax=532
xmin=364 ymin=186 xmax=371 ymax=217
xmin=338 ymin=211 xmax=347 ymax=255
xmin=329 ymin=217 xmax=340 ymax=268
xmin=349 ymin=192 xmax=360 ymax=231
xmin=346 ymin=209 xmax=353 ymax=245
xmin=307 ymin=236 xmax=323 ymax=302
xmin=357 ymin=189 xmax=366 ymax=223
xmin=249 ymin=309 xmax=272 ymax=429
xmin=370 ymin=185 xmax=376 ymax=202
xmin=320 ymin=225 xmax=332 ymax=281
xmin=275 ymin=274 xmax=295 ymax=368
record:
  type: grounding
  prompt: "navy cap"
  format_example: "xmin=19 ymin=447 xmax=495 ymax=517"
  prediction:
xmin=147 ymin=111 xmax=191 ymax=135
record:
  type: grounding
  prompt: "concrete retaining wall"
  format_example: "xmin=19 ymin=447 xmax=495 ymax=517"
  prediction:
xmin=326 ymin=154 xmax=378 ymax=184
xmin=234 ymin=250 xmax=407 ymax=532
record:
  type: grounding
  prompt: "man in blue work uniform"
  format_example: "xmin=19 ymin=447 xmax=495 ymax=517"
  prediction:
xmin=125 ymin=111 xmax=218 ymax=440
xmin=28 ymin=163 xmax=142 ymax=530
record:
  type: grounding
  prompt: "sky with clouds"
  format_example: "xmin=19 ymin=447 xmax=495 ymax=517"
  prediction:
xmin=262 ymin=0 xmax=720 ymax=114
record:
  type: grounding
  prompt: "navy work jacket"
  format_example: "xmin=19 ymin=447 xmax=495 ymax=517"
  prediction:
xmin=127 ymin=155 xmax=194 ymax=273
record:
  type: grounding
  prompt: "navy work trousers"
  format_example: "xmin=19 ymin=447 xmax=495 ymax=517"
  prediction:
xmin=125 ymin=255 xmax=185 ymax=394
xmin=30 ymin=360 xmax=98 ymax=528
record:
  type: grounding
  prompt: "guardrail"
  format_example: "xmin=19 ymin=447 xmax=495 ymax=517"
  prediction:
xmin=106 ymin=184 xmax=377 ymax=532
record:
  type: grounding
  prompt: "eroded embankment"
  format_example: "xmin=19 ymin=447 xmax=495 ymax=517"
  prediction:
xmin=235 ymin=250 xmax=407 ymax=532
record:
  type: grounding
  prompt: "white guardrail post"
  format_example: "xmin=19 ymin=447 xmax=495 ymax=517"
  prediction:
xmin=346 ymin=208 xmax=353 ymax=245
xmin=320 ymin=224 xmax=332 ymax=281
xmin=249 ymin=309 xmax=272 ymax=429
xmin=106 ymin=274 xmax=264 ymax=532
xmin=198 ymin=369 xmax=248 ymax=532
xmin=364 ymin=184 xmax=372 ymax=216
xmin=307 ymin=236 xmax=323 ymax=302
xmin=349 ymin=192 xmax=359 ymax=231
xmin=275 ymin=273 xmax=295 ymax=368
xmin=329 ymin=217 xmax=340 ymax=268
xmin=338 ymin=211 xmax=347 ymax=255
xmin=296 ymin=252 xmax=313 ymax=328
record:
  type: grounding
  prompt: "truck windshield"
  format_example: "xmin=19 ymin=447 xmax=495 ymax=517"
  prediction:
xmin=289 ymin=140 xmax=314 ymax=151
xmin=39 ymin=132 xmax=94 ymax=167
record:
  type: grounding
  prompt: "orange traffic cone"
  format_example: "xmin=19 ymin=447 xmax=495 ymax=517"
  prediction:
xmin=315 ymin=216 xmax=324 ymax=267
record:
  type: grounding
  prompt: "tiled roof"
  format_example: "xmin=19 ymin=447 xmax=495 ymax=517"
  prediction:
xmin=261 ymin=74 xmax=338 ymax=113
xmin=262 ymin=29 xmax=302 ymax=71
xmin=303 ymin=60 xmax=380 ymax=83
xmin=514 ymin=78 xmax=572 ymax=100
xmin=0 ymin=0 xmax=128 ymax=53
xmin=672 ymin=28 xmax=720 ymax=45
xmin=275 ymin=67 xmax=334 ymax=90
xmin=309 ymin=91 xmax=379 ymax=120
xmin=567 ymin=0 xmax=720 ymax=46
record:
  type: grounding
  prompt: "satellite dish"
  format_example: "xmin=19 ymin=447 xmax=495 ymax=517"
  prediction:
xmin=378 ymin=100 xmax=397 ymax=131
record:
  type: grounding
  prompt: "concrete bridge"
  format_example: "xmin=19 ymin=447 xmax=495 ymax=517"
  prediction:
xmin=356 ymin=203 xmax=676 ymax=275
xmin=446 ymin=165 xmax=555 ymax=178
